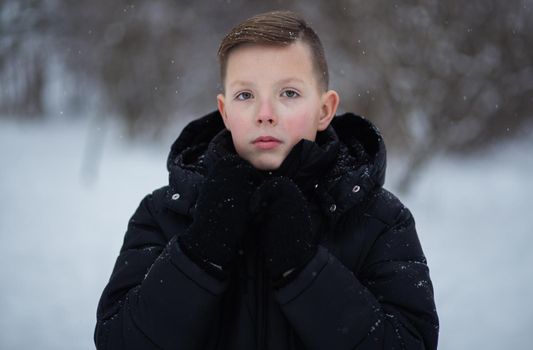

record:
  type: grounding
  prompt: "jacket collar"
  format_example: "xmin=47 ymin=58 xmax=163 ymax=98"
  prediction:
xmin=316 ymin=113 xmax=386 ymax=220
xmin=163 ymin=111 xmax=387 ymax=218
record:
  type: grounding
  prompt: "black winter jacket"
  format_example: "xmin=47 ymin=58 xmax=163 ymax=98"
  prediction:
xmin=95 ymin=111 xmax=439 ymax=350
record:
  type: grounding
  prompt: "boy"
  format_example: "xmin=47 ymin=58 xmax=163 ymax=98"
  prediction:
xmin=95 ymin=11 xmax=439 ymax=350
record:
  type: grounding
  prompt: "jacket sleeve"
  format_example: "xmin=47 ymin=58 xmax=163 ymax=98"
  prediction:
xmin=275 ymin=196 xmax=439 ymax=350
xmin=94 ymin=189 xmax=228 ymax=350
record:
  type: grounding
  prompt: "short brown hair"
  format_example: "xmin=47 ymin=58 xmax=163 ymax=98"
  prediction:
xmin=218 ymin=11 xmax=329 ymax=91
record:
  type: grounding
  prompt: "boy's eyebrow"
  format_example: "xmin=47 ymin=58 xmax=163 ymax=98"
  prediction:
xmin=229 ymin=77 xmax=306 ymax=89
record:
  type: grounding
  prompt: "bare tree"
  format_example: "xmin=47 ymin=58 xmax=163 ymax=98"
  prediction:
xmin=314 ymin=0 xmax=533 ymax=191
xmin=0 ymin=0 xmax=50 ymax=118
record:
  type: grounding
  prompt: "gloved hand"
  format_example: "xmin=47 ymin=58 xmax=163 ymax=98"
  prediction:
xmin=178 ymin=155 xmax=261 ymax=279
xmin=251 ymin=176 xmax=317 ymax=285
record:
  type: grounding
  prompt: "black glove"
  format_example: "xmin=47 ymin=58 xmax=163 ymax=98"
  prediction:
xmin=251 ymin=177 xmax=317 ymax=285
xmin=273 ymin=138 xmax=339 ymax=196
xmin=178 ymin=155 xmax=260 ymax=279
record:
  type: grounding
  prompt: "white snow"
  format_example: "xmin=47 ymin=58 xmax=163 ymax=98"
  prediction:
xmin=400 ymin=140 xmax=533 ymax=349
xmin=0 ymin=117 xmax=531 ymax=349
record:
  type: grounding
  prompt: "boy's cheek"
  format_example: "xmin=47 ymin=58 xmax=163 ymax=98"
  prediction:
xmin=285 ymin=113 xmax=319 ymax=141
xmin=231 ymin=135 xmax=257 ymax=165
xmin=233 ymin=143 xmax=248 ymax=161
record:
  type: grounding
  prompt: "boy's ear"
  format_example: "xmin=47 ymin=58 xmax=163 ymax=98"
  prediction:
xmin=317 ymin=90 xmax=340 ymax=131
xmin=217 ymin=93 xmax=231 ymax=131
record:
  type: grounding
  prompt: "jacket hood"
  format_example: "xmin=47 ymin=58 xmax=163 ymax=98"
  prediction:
xmin=164 ymin=110 xmax=386 ymax=217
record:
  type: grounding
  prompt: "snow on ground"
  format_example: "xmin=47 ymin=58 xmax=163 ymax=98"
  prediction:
xmin=0 ymin=117 xmax=531 ymax=349
xmin=0 ymin=117 xmax=171 ymax=350
xmin=400 ymin=140 xmax=533 ymax=350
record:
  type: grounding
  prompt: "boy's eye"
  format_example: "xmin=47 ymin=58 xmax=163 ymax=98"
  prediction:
xmin=281 ymin=89 xmax=300 ymax=98
xmin=236 ymin=92 xmax=253 ymax=100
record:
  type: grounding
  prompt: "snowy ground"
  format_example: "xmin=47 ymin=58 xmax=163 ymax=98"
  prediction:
xmin=0 ymin=117 xmax=532 ymax=349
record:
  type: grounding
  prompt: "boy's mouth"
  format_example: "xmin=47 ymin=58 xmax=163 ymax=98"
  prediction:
xmin=253 ymin=136 xmax=281 ymax=150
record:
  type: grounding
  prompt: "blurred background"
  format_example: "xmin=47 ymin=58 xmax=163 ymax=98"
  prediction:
xmin=1 ymin=0 xmax=532 ymax=349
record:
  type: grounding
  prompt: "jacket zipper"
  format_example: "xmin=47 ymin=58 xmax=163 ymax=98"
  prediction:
xmin=262 ymin=257 xmax=268 ymax=350
xmin=255 ymin=249 xmax=268 ymax=350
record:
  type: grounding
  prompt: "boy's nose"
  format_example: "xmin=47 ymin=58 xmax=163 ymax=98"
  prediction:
xmin=256 ymin=100 xmax=277 ymax=126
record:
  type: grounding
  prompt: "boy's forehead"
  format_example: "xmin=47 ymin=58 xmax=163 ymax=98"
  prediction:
xmin=224 ymin=41 xmax=317 ymax=86
xmin=226 ymin=41 xmax=313 ymax=63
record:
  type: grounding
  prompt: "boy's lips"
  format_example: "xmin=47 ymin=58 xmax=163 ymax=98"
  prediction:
xmin=252 ymin=136 xmax=281 ymax=150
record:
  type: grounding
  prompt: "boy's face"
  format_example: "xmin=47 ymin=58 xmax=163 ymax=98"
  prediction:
xmin=217 ymin=41 xmax=339 ymax=170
